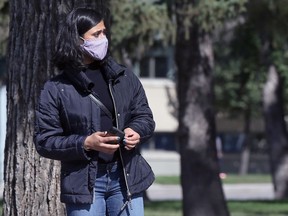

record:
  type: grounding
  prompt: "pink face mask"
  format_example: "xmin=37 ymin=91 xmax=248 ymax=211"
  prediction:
xmin=80 ymin=37 xmax=108 ymax=60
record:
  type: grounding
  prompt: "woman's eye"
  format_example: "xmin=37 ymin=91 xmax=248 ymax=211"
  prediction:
xmin=93 ymin=29 xmax=106 ymax=38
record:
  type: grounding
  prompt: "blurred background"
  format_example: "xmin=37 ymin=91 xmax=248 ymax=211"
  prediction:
xmin=1 ymin=0 xmax=288 ymax=215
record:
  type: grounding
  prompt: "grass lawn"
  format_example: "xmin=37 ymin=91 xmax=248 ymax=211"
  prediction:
xmin=144 ymin=200 xmax=288 ymax=216
xmin=0 ymin=175 xmax=278 ymax=215
xmin=228 ymin=200 xmax=288 ymax=216
xmin=1 ymin=199 xmax=288 ymax=216
xmin=155 ymin=174 xmax=272 ymax=185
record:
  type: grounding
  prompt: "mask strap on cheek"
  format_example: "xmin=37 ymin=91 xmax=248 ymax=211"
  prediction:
xmin=79 ymin=36 xmax=85 ymax=42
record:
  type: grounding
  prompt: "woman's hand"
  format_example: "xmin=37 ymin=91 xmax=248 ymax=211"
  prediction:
xmin=123 ymin=128 xmax=140 ymax=150
xmin=84 ymin=131 xmax=120 ymax=154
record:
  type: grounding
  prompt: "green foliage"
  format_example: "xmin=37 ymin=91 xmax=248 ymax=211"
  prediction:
xmin=214 ymin=23 xmax=266 ymax=116
xmin=214 ymin=0 xmax=288 ymax=116
xmin=247 ymin=0 xmax=288 ymax=102
xmin=247 ymin=0 xmax=288 ymax=48
xmin=0 ymin=0 xmax=6 ymax=8
xmin=0 ymin=0 xmax=9 ymax=57
xmin=196 ymin=0 xmax=247 ymax=31
xmin=176 ymin=0 xmax=247 ymax=39
xmin=109 ymin=0 xmax=174 ymax=60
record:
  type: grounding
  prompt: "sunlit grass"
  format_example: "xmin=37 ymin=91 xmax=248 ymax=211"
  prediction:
xmin=155 ymin=174 xmax=272 ymax=185
xmin=144 ymin=200 xmax=288 ymax=216
xmin=0 ymin=175 xmax=276 ymax=216
xmin=145 ymin=201 xmax=181 ymax=216
xmin=0 ymin=199 xmax=2 ymax=215
xmin=1 ymin=199 xmax=288 ymax=216
xmin=222 ymin=174 xmax=272 ymax=184
xmin=228 ymin=200 xmax=288 ymax=216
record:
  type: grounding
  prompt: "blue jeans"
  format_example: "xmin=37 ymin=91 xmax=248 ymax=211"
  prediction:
xmin=66 ymin=161 xmax=144 ymax=216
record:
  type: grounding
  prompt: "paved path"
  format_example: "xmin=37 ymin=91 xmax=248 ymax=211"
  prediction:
xmin=0 ymin=183 xmax=274 ymax=201
xmin=147 ymin=183 xmax=274 ymax=201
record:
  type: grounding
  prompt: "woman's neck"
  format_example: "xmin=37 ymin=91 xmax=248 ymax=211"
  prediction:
xmin=83 ymin=55 xmax=94 ymax=65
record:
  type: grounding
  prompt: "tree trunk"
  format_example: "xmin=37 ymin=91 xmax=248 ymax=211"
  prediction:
xmin=3 ymin=1 xmax=108 ymax=215
xmin=239 ymin=109 xmax=251 ymax=175
xmin=263 ymin=65 xmax=288 ymax=199
xmin=175 ymin=2 xmax=229 ymax=216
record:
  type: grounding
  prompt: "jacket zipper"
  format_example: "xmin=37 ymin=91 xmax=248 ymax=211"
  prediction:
xmin=108 ymin=80 xmax=133 ymax=211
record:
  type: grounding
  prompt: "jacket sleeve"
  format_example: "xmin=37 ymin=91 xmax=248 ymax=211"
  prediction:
xmin=34 ymin=81 xmax=91 ymax=161
xmin=125 ymin=72 xmax=155 ymax=144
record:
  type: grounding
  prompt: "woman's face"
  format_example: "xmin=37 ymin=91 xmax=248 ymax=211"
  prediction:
xmin=80 ymin=20 xmax=107 ymax=64
xmin=82 ymin=20 xmax=106 ymax=41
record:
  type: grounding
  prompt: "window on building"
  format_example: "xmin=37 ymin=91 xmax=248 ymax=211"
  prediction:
xmin=138 ymin=47 xmax=174 ymax=79
xmin=141 ymin=132 xmax=177 ymax=151
xmin=155 ymin=56 xmax=167 ymax=78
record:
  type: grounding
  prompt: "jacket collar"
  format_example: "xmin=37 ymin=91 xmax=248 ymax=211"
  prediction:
xmin=64 ymin=56 xmax=126 ymax=93
xmin=101 ymin=56 xmax=126 ymax=81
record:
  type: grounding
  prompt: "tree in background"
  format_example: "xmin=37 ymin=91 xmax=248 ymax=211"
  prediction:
xmin=215 ymin=0 xmax=288 ymax=198
xmin=249 ymin=0 xmax=288 ymax=199
xmin=3 ymin=1 xmax=108 ymax=215
xmin=109 ymin=0 xmax=173 ymax=66
xmin=214 ymin=16 xmax=265 ymax=175
xmin=174 ymin=0 xmax=246 ymax=215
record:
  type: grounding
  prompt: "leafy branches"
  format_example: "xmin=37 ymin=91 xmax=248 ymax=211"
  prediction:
xmin=109 ymin=0 xmax=174 ymax=60
xmin=215 ymin=0 xmax=288 ymax=117
xmin=0 ymin=0 xmax=9 ymax=57
xmin=176 ymin=0 xmax=247 ymax=40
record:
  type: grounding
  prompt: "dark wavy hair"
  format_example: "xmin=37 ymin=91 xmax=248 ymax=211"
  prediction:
xmin=53 ymin=8 xmax=105 ymax=70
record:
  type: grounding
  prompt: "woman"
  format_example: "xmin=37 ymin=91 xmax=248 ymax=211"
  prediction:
xmin=34 ymin=7 xmax=155 ymax=216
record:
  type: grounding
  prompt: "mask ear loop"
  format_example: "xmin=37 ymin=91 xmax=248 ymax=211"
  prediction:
xmin=79 ymin=36 xmax=85 ymax=45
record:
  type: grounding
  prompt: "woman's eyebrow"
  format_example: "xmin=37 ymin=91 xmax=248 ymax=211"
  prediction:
xmin=93 ymin=29 xmax=106 ymax=36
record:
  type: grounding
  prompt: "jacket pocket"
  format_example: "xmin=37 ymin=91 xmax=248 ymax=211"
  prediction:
xmin=61 ymin=162 xmax=89 ymax=195
xmin=125 ymin=152 xmax=155 ymax=195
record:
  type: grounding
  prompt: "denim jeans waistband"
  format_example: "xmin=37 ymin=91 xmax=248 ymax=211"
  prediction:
xmin=97 ymin=160 xmax=121 ymax=172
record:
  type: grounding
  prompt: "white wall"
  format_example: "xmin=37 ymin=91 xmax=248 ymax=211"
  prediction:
xmin=140 ymin=78 xmax=178 ymax=132
xmin=0 ymin=86 xmax=6 ymax=184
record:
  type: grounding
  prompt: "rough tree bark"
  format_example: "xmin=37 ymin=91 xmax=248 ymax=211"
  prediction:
xmin=3 ymin=1 xmax=108 ymax=215
xmin=175 ymin=2 xmax=229 ymax=216
xmin=263 ymin=65 xmax=288 ymax=199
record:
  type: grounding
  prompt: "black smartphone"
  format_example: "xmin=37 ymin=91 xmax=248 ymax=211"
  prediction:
xmin=107 ymin=126 xmax=125 ymax=144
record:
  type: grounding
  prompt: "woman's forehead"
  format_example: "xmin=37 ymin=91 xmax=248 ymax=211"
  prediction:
xmin=86 ymin=20 xmax=105 ymax=34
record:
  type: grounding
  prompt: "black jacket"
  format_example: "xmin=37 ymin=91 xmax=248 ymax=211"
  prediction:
xmin=34 ymin=57 xmax=155 ymax=204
